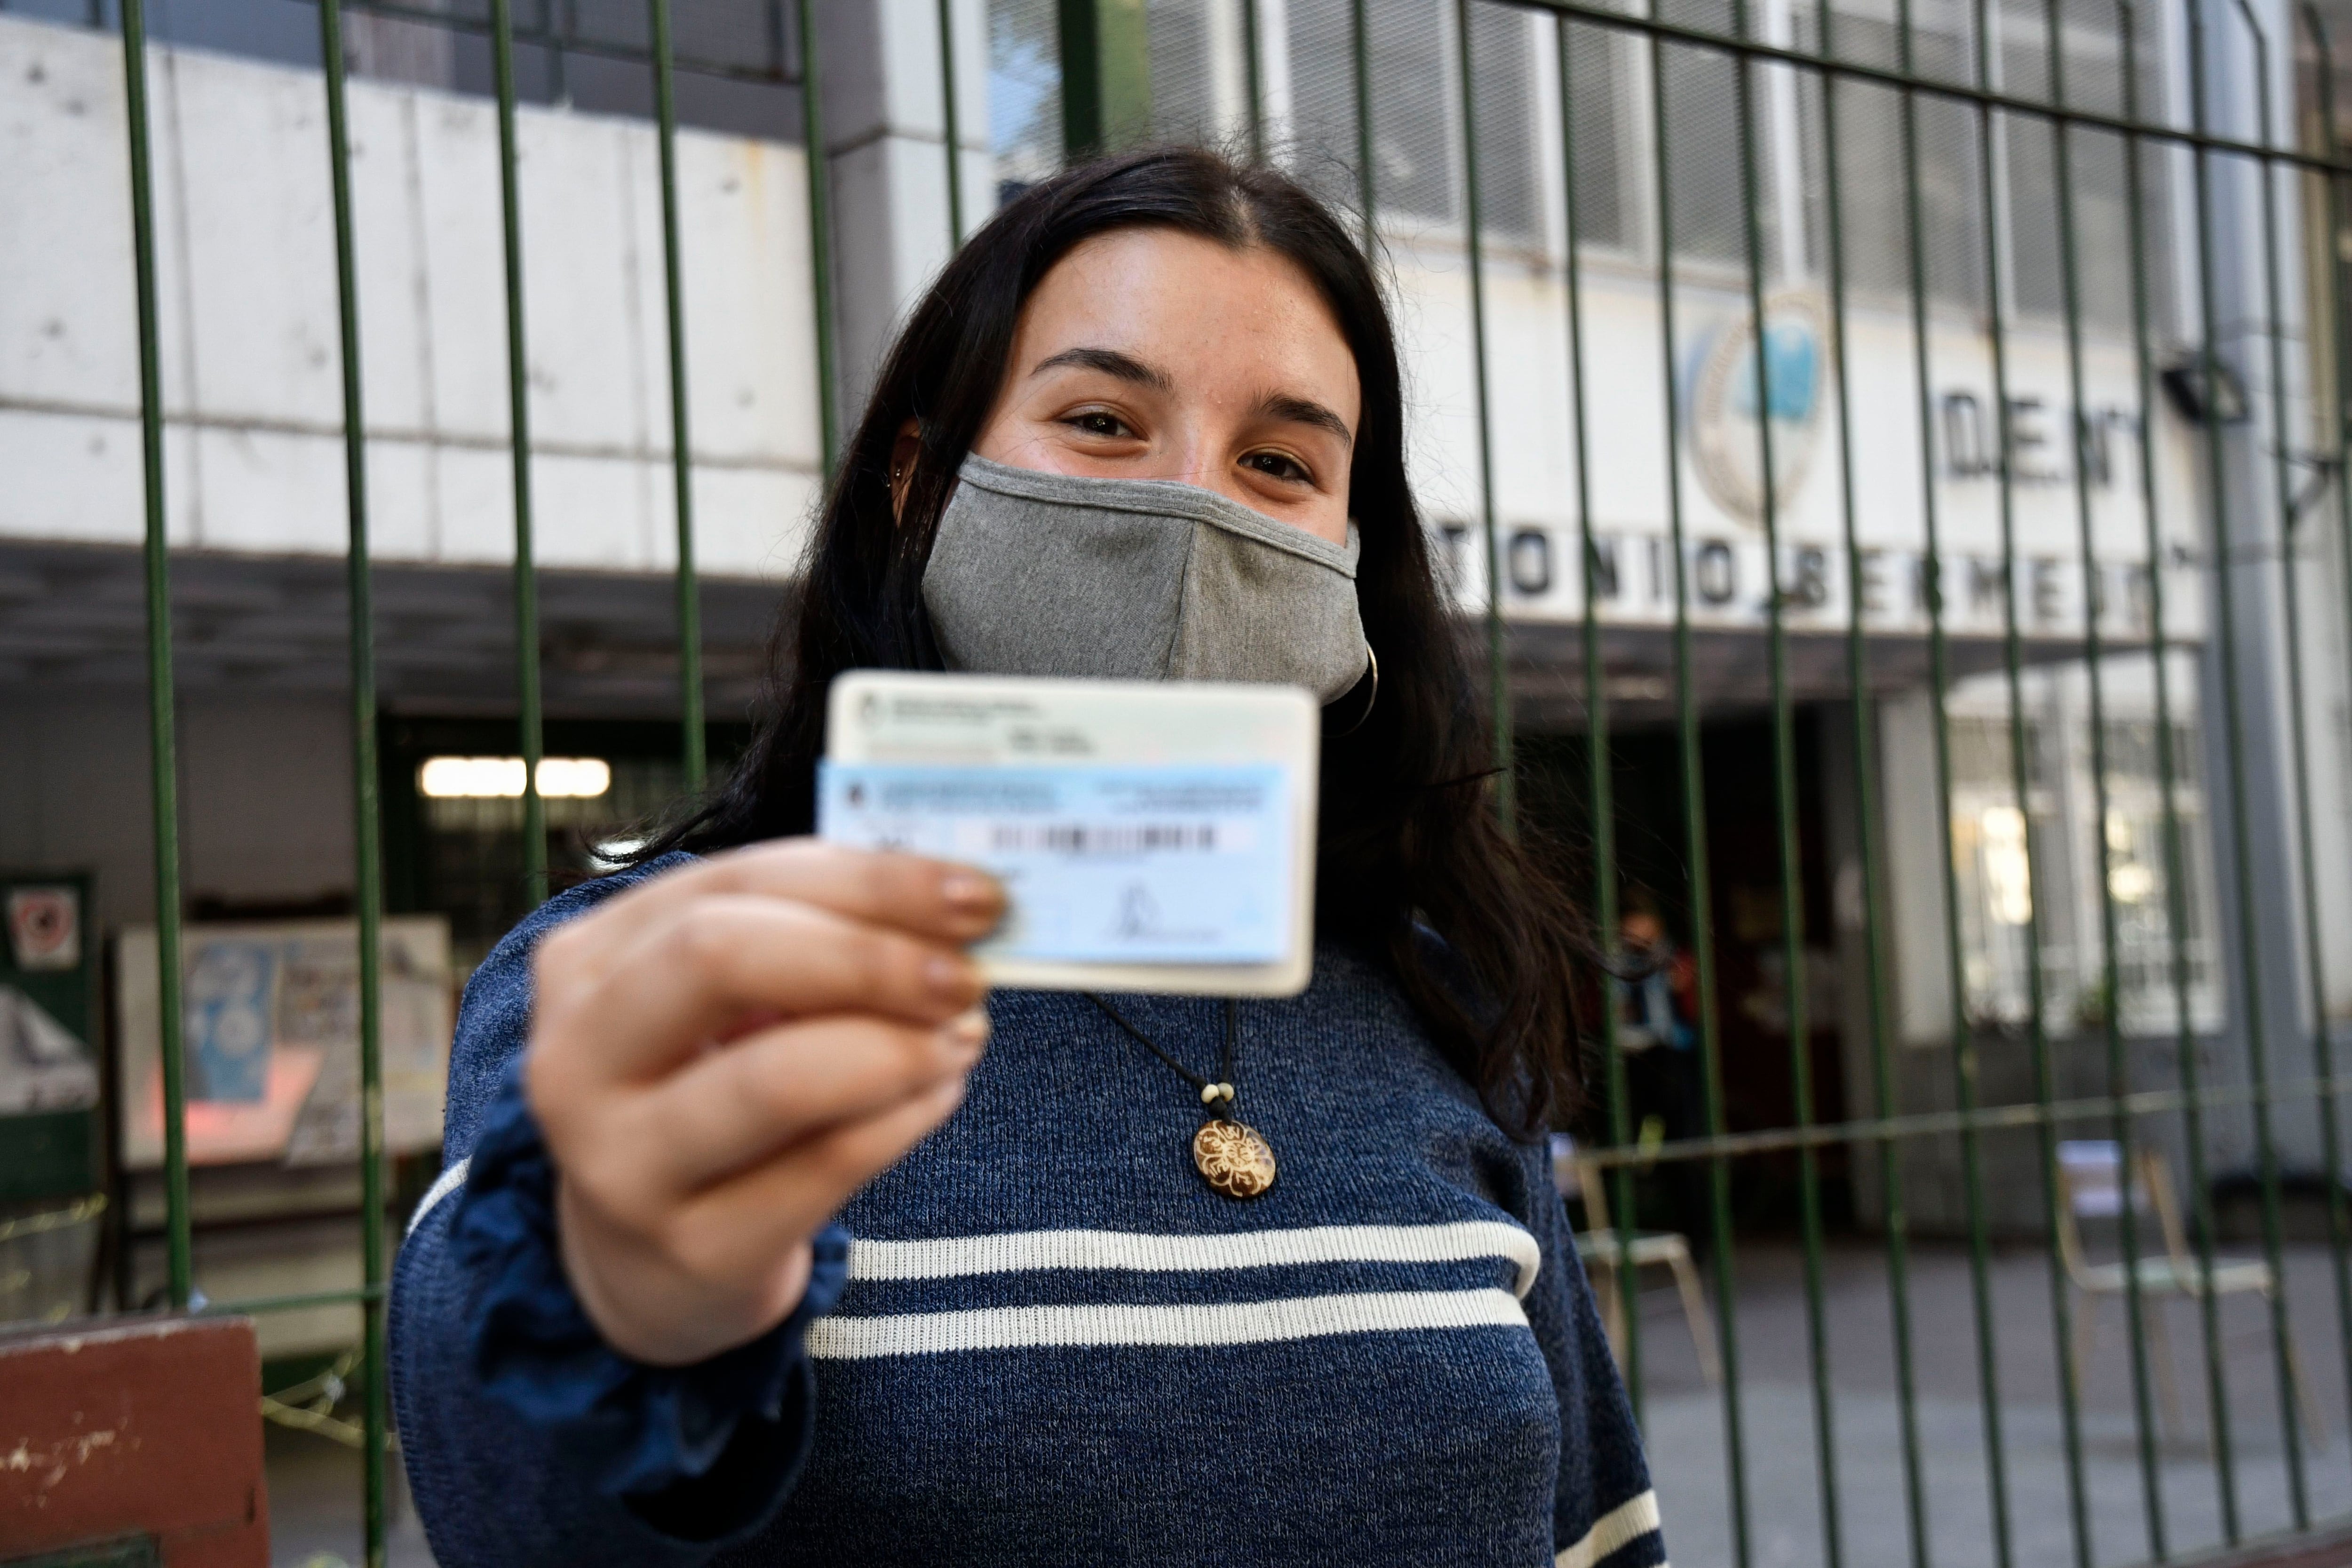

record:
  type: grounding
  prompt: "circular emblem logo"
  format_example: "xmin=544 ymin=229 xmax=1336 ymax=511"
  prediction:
xmin=1689 ymin=292 xmax=1830 ymax=526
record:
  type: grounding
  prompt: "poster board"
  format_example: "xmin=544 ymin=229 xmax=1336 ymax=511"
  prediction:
xmin=116 ymin=916 xmax=453 ymax=1170
xmin=0 ymin=873 xmax=101 ymax=1203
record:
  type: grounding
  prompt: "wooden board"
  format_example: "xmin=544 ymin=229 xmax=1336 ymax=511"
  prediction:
xmin=0 ymin=1315 xmax=265 ymax=1566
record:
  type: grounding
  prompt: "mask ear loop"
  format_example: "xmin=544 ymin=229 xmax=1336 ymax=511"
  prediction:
xmin=1322 ymin=644 xmax=1379 ymax=738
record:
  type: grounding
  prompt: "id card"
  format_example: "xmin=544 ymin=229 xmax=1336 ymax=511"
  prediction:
xmin=819 ymin=672 xmax=1319 ymax=996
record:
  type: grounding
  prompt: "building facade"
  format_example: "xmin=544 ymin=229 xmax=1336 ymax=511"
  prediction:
xmin=3 ymin=0 xmax=2349 ymax=1254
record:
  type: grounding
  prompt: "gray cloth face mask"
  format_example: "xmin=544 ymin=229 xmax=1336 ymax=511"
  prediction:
xmin=922 ymin=454 xmax=1370 ymax=701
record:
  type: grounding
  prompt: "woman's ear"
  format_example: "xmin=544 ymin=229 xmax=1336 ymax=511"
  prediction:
xmin=889 ymin=418 xmax=922 ymax=524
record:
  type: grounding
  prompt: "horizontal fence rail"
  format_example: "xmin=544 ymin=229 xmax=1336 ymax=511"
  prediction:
xmin=9 ymin=0 xmax=2344 ymax=1560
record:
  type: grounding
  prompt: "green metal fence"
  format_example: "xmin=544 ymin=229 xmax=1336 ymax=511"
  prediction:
xmin=51 ymin=0 xmax=2352 ymax=1560
xmin=106 ymin=0 xmax=839 ymax=1556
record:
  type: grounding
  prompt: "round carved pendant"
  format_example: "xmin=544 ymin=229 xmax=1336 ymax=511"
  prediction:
xmin=1192 ymin=1118 xmax=1277 ymax=1199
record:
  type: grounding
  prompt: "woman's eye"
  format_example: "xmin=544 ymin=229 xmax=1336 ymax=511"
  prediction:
xmin=1065 ymin=411 xmax=1135 ymax=439
xmin=1244 ymin=451 xmax=1312 ymax=485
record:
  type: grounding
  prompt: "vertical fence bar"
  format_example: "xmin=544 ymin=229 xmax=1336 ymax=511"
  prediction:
xmin=939 ymin=0 xmax=967 ymax=246
xmin=650 ymin=0 xmax=705 ymax=791
xmin=2120 ymin=2 xmax=2241 ymax=1526
xmin=2045 ymin=0 xmax=2169 ymax=1548
xmin=1726 ymin=2 xmax=1843 ymax=1557
xmin=1352 ymin=0 xmax=1375 ymax=248
xmin=2303 ymin=7 xmax=2352 ymax=1478
xmin=1967 ymin=0 xmax=2096 ymax=1544
xmin=1243 ymin=0 xmax=1267 ymax=161
xmin=1455 ymin=0 xmax=1516 ymax=834
xmin=1893 ymin=0 xmax=2014 ymax=1551
xmin=548 ymin=0 xmax=570 ymax=102
xmin=311 ymin=2 xmax=389 ymax=1558
xmin=2231 ymin=0 xmax=2321 ymax=1503
xmin=1814 ymin=2 xmax=1931 ymax=1557
xmin=2317 ymin=13 xmax=2352 ymax=612
xmin=117 ymin=0 xmax=190 ymax=1314
xmin=1553 ymin=13 xmax=1645 ymax=1416
xmin=1647 ymin=11 xmax=1752 ymax=1559
xmin=2271 ymin=118 xmax=2352 ymax=1493
xmin=799 ymin=0 xmax=838 ymax=469
xmin=2187 ymin=0 xmax=2310 ymax=1520
xmin=489 ymin=0 xmax=548 ymax=907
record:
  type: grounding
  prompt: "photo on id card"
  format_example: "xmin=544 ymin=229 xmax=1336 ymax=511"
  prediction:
xmin=816 ymin=671 xmax=1319 ymax=996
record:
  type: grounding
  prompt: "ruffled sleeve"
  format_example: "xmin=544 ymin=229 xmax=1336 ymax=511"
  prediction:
xmin=391 ymin=855 xmax=852 ymax=1565
xmin=448 ymin=1055 xmax=851 ymax=1501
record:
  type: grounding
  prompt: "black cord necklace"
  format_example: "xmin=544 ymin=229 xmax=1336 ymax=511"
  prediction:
xmin=1084 ymin=995 xmax=1278 ymax=1200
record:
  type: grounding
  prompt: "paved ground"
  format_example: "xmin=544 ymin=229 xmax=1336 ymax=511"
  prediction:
xmin=257 ymin=1238 xmax=2352 ymax=1566
xmin=1629 ymin=1240 xmax=2352 ymax=1568
xmin=266 ymin=1427 xmax=435 ymax=1568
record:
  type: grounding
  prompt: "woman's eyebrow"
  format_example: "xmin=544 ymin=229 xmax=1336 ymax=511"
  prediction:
xmin=1030 ymin=346 xmax=1174 ymax=392
xmin=1257 ymin=391 xmax=1354 ymax=448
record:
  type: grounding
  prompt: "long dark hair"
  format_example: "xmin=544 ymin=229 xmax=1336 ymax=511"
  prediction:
xmin=646 ymin=145 xmax=1589 ymax=1135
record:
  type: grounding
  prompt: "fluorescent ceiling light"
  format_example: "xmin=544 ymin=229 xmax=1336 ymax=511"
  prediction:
xmin=418 ymin=756 xmax=612 ymax=799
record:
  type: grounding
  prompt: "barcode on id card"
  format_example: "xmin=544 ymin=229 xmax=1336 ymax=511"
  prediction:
xmin=989 ymin=821 xmax=1230 ymax=854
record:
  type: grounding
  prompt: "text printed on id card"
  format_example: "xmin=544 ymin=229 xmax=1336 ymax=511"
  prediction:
xmin=817 ymin=761 xmax=1290 ymax=964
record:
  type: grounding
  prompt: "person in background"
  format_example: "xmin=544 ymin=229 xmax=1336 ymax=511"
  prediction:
xmin=1613 ymin=902 xmax=1705 ymax=1236
xmin=1614 ymin=907 xmax=1694 ymax=1059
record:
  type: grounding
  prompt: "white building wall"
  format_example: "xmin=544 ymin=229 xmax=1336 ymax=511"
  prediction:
xmin=0 ymin=14 xmax=822 ymax=580
xmin=0 ymin=688 xmax=355 ymax=932
xmin=1384 ymin=246 xmax=2209 ymax=648
xmin=817 ymin=0 xmax=994 ymax=415
xmin=0 ymin=8 xmax=2214 ymax=637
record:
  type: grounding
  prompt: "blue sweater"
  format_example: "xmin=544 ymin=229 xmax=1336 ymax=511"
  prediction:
xmin=391 ymin=857 xmax=1663 ymax=1566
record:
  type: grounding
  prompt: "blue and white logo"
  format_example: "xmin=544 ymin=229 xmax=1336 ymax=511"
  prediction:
xmin=1689 ymin=293 xmax=1830 ymax=526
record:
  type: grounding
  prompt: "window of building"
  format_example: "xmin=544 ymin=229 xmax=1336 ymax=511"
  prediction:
xmin=1144 ymin=0 xmax=1248 ymax=146
xmin=1560 ymin=10 xmax=1638 ymax=253
xmin=1465 ymin=1 xmax=1542 ymax=240
xmin=1794 ymin=0 xmax=2177 ymax=329
xmin=1281 ymin=0 xmax=1542 ymax=240
xmin=1796 ymin=11 xmax=1992 ymax=311
xmin=978 ymin=0 xmax=2177 ymax=326
xmin=1358 ymin=0 xmax=1456 ymax=223
xmin=990 ymin=0 xmax=1064 ymax=195
xmin=5 ymin=0 xmax=811 ymax=141
xmin=1943 ymin=661 xmax=2221 ymax=1039
xmin=1656 ymin=0 xmax=1763 ymax=270
xmin=1281 ymin=0 xmax=1373 ymax=210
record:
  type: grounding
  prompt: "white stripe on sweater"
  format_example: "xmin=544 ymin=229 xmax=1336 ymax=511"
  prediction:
xmin=805 ymin=1286 xmax=1530 ymax=1359
xmin=848 ymin=1221 xmax=1542 ymax=1298
xmin=1556 ymin=1489 xmax=1662 ymax=1568
xmin=408 ymin=1156 xmax=471 ymax=1238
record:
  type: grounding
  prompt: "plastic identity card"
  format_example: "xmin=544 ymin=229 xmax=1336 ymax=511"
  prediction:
xmin=818 ymin=671 xmax=1318 ymax=996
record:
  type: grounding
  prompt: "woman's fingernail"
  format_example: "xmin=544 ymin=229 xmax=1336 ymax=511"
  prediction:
xmin=942 ymin=871 xmax=1000 ymax=915
xmin=943 ymin=1008 xmax=990 ymax=1053
xmin=926 ymin=954 xmax=978 ymax=1001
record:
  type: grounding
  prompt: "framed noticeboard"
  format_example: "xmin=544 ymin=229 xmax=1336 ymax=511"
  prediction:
xmin=115 ymin=916 xmax=453 ymax=1170
xmin=0 ymin=873 xmax=102 ymax=1205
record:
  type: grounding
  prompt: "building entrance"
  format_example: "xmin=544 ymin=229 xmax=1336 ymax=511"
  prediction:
xmin=1521 ymin=712 xmax=1853 ymax=1234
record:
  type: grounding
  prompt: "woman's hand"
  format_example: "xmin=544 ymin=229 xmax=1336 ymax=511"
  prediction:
xmin=524 ymin=841 xmax=1003 ymax=1367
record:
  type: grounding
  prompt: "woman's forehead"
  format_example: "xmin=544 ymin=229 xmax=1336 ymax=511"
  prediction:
xmin=1014 ymin=230 xmax=1359 ymax=409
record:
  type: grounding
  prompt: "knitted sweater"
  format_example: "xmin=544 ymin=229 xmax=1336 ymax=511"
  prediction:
xmin=390 ymin=856 xmax=1663 ymax=1567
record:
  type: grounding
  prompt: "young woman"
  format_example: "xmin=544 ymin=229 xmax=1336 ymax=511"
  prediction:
xmin=391 ymin=145 xmax=1661 ymax=1568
